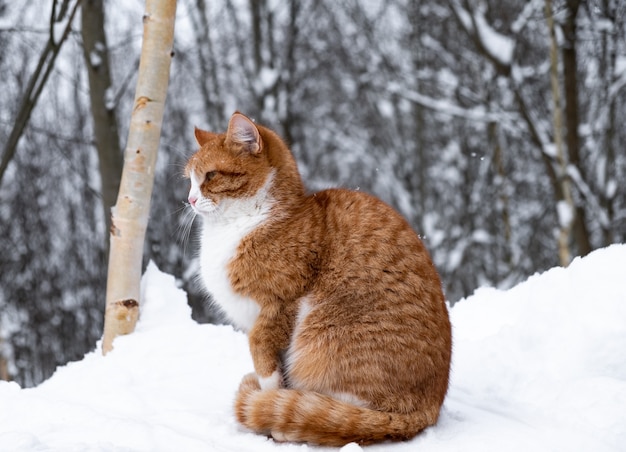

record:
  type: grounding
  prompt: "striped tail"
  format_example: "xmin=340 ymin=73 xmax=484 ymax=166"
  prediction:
xmin=234 ymin=373 xmax=439 ymax=447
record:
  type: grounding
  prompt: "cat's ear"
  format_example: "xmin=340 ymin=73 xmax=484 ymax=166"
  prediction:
xmin=226 ymin=112 xmax=262 ymax=154
xmin=194 ymin=127 xmax=217 ymax=147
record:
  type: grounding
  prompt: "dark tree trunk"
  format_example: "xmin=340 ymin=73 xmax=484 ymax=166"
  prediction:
xmin=562 ymin=0 xmax=592 ymax=256
xmin=81 ymin=0 xmax=123 ymax=237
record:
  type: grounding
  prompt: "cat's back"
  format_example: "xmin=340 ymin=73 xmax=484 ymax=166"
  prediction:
xmin=305 ymin=188 xmax=438 ymax=284
xmin=309 ymin=188 xmax=416 ymax=238
xmin=290 ymin=187 xmax=448 ymax=333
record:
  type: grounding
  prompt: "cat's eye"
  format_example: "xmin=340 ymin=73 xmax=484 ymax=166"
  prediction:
xmin=205 ymin=171 xmax=217 ymax=182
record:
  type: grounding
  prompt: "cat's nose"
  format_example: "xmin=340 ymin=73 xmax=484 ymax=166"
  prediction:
xmin=188 ymin=195 xmax=197 ymax=207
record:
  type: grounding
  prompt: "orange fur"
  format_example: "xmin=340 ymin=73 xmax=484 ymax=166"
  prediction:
xmin=186 ymin=112 xmax=452 ymax=446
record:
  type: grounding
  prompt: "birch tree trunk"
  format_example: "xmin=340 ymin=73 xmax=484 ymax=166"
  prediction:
xmin=102 ymin=0 xmax=177 ymax=355
xmin=545 ymin=0 xmax=575 ymax=267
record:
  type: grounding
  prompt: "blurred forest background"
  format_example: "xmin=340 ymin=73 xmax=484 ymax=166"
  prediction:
xmin=0 ymin=0 xmax=624 ymax=387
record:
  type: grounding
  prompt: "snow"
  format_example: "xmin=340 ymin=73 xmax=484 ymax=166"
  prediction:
xmin=89 ymin=50 xmax=103 ymax=68
xmin=511 ymin=0 xmax=542 ymax=34
xmin=254 ymin=67 xmax=279 ymax=95
xmin=2 ymin=246 xmax=626 ymax=451
xmin=451 ymin=0 xmax=514 ymax=67
xmin=606 ymin=179 xmax=617 ymax=199
xmin=52 ymin=20 xmax=67 ymax=47
xmin=472 ymin=10 xmax=514 ymax=67
xmin=104 ymin=87 xmax=116 ymax=111
xmin=556 ymin=199 xmax=574 ymax=228
xmin=542 ymin=142 xmax=557 ymax=158
xmin=616 ymin=55 xmax=626 ymax=76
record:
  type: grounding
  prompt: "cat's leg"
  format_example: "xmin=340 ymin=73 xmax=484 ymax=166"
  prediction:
xmin=247 ymin=305 xmax=292 ymax=390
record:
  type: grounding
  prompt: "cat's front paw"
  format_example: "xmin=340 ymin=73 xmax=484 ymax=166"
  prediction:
xmin=258 ymin=369 xmax=282 ymax=390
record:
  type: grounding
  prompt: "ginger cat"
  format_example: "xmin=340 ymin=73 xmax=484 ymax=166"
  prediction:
xmin=185 ymin=112 xmax=452 ymax=446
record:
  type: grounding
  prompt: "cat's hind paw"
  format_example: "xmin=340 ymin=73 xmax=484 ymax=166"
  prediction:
xmin=238 ymin=372 xmax=262 ymax=393
xmin=271 ymin=430 xmax=296 ymax=443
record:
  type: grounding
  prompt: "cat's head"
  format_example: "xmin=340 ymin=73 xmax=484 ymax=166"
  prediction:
xmin=185 ymin=112 xmax=302 ymax=222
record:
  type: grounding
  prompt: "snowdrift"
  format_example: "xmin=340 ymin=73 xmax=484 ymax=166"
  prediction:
xmin=1 ymin=245 xmax=625 ymax=451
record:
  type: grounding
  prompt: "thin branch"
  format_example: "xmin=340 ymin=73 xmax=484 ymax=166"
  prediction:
xmin=0 ymin=0 xmax=81 ymax=186
xmin=388 ymin=84 xmax=511 ymax=123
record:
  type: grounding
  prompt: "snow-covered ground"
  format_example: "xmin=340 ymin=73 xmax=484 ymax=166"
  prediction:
xmin=1 ymin=245 xmax=625 ymax=451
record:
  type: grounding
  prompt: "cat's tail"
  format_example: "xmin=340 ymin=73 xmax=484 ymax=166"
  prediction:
xmin=234 ymin=373 xmax=440 ymax=447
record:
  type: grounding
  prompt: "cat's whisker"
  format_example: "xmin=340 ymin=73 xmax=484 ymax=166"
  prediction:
xmin=173 ymin=204 xmax=197 ymax=257
xmin=163 ymin=143 xmax=191 ymax=159
xmin=166 ymin=173 xmax=188 ymax=185
xmin=169 ymin=202 xmax=189 ymax=216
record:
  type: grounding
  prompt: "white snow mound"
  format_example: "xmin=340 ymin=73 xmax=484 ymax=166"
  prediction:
xmin=1 ymin=247 xmax=625 ymax=451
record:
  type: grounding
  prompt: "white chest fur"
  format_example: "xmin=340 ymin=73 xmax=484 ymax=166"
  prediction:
xmin=195 ymin=184 xmax=272 ymax=332
xmin=198 ymin=217 xmax=262 ymax=332
xmin=192 ymin=171 xmax=275 ymax=332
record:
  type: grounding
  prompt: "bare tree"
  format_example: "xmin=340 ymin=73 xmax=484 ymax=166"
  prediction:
xmin=188 ymin=0 xmax=225 ymax=126
xmin=546 ymin=0 xmax=576 ymax=266
xmin=0 ymin=0 xmax=80 ymax=185
xmin=102 ymin=0 xmax=177 ymax=354
xmin=0 ymin=335 xmax=9 ymax=381
xmin=592 ymin=0 xmax=624 ymax=246
xmin=81 ymin=0 xmax=123 ymax=235
xmin=561 ymin=0 xmax=592 ymax=257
